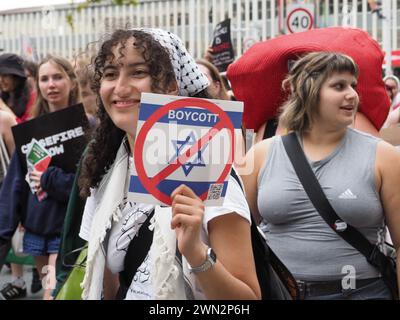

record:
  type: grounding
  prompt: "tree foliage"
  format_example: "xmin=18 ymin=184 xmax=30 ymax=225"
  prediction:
xmin=66 ymin=0 xmax=139 ymax=30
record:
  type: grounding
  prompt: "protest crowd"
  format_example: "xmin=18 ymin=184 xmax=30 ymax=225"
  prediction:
xmin=0 ymin=20 xmax=399 ymax=302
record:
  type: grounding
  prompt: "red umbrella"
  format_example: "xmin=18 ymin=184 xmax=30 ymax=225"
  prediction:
xmin=227 ymin=27 xmax=390 ymax=131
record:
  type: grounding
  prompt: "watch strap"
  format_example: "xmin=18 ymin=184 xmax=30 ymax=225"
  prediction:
xmin=187 ymin=247 xmax=216 ymax=274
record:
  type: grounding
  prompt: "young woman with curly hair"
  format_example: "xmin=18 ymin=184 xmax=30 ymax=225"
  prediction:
xmin=77 ymin=28 xmax=260 ymax=300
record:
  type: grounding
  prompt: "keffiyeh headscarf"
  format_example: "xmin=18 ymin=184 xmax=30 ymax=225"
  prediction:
xmin=133 ymin=28 xmax=209 ymax=96
xmin=82 ymin=29 xmax=209 ymax=300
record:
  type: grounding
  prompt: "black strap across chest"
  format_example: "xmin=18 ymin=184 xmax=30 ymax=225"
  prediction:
xmin=281 ymin=132 xmax=398 ymax=299
xmin=281 ymin=132 xmax=375 ymax=257
xmin=116 ymin=209 xmax=154 ymax=299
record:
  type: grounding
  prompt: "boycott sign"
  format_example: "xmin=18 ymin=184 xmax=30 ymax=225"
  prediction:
xmin=129 ymin=93 xmax=243 ymax=206
xmin=12 ymin=103 xmax=89 ymax=174
xmin=211 ymin=18 xmax=235 ymax=72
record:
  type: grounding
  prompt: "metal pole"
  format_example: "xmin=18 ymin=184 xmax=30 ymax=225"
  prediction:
xmin=382 ymin=0 xmax=392 ymax=75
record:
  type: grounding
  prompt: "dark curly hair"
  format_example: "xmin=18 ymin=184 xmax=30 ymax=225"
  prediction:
xmin=78 ymin=29 xmax=209 ymax=197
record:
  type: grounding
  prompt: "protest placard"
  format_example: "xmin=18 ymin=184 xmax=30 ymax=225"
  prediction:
xmin=211 ymin=18 xmax=235 ymax=72
xmin=25 ymin=138 xmax=52 ymax=201
xmin=129 ymin=93 xmax=243 ymax=207
xmin=12 ymin=103 xmax=89 ymax=174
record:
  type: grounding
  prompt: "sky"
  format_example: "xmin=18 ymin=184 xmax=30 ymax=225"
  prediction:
xmin=0 ymin=0 xmax=84 ymax=12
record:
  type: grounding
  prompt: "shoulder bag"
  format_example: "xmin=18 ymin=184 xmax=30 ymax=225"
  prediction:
xmin=55 ymin=245 xmax=87 ymax=300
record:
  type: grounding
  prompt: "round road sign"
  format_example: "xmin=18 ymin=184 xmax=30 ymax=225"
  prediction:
xmin=286 ymin=7 xmax=313 ymax=34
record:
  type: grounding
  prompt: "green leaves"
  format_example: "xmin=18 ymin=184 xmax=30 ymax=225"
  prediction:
xmin=67 ymin=0 xmax=139 ymax=30
xmin=66 ymin=13 xmax=74 ymax=30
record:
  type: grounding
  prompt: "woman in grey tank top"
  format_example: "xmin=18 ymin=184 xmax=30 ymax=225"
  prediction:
xmin=241 ymin=52 xmax=400 ymax=300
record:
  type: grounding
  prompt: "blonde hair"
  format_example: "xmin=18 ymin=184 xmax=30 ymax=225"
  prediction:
xmin=196 ymin=58 xmax=229 ymax=100
xmin=74 ymin=57 xmax=94 ymax=89
xmin=31 ymin=55 xmax=81 ymax=118
xmin=279 ymin=52 xmax=359 ymax=133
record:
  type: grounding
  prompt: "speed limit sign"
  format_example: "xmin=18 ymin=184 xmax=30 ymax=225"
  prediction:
xmin=286 ymin=4 xmax=314 ymax=34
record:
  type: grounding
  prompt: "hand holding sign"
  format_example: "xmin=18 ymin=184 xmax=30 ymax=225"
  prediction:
xmin=29 ymin=170 xmax=44 ymax=194
xmin=171 ymin=184 xmax=206 ymax=261
xmin=25 ymin=138 xmax=51 ymax=201
xmin=129 ymin=93 xmax=243 ymax=207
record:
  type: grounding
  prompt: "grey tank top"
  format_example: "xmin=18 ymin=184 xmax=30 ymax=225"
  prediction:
xmin=258 ymin=128 xmax=383 ymax=281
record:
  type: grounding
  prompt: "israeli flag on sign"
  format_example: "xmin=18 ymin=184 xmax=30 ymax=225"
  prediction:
xmin=129 ymin=93 xmax=243 ymax=207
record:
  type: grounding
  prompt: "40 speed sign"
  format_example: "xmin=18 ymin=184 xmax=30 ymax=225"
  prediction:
xmin=286 ymin=4 xmax=314 ymax=34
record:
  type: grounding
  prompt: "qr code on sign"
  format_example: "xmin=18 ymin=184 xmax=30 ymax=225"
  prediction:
xmin=207 ymin=183 xmax=224 ymax=200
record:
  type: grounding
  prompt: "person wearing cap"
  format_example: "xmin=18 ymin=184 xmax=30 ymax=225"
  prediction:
xmin=0 ymin=54 xmax=37 ymax=301
xmin=0 ymin=53 xmax=36 ymax=124
xmin=73 ymin=28 xmax=260 ymax=300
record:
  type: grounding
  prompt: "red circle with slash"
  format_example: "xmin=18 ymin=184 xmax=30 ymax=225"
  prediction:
xmin=134 ymin=97 xmax=235 ymax=205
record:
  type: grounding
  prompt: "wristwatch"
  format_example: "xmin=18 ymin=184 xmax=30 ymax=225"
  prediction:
xmin=187 ymin=247 xmax=217 ymax=274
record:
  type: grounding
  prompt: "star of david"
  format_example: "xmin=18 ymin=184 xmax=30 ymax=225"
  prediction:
xmin=170 ymin=131 xmax=208 ymax=176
